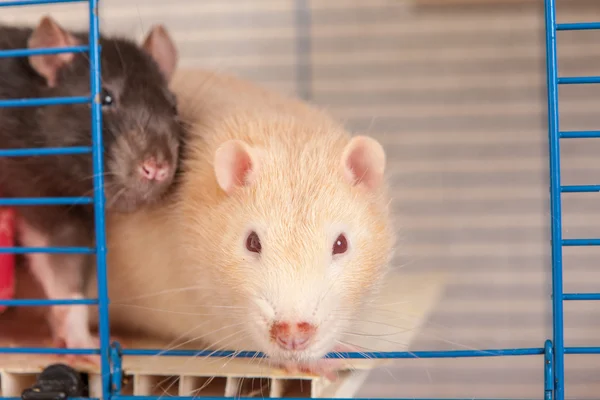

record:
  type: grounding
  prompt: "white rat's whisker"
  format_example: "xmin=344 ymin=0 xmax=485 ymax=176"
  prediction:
xmin=112 ymin=286 xmax=249 ymax=304
xmin=335 ymin=339 xmax=399 ymax=382
xmin=170 ymin=304 xmax=249 ymax=309
xmin=341 ymin=325 xmax=488 ymax=354
xmin=339 ymin=331 xmax=410 ymax=348
xmin=342 ymin=313 xmax=486 ymax=349
xmin=194 ymin=304 xmax=249 ymax=309
xmin=190 ymin=376 xmax=218 ymax=397
xmin=246 ymin=376 xmax=269 ymax=398
xmin=334 ymin=340 xmax=372 ymax=360
xmin=358 ymin=299 xmax=415 ymax=309
xmin=146 ymin=324 xmax=251 ymax=386
xmin=166 ymin=321 xmax=247 ymax=359
xmin=314 ymin=278 xmax=337 ymax=313
xmin=147 ymin=320 xmax=216 ymax=365
xmin=219 ymin=349 xmax=244 ymax=370
xmin=255 ymin=351 xmax=271 ymax=376
xmin=337 ymin=315 xmax=418 ymax=332
xmin=146 ymin=317 xmax=242 ymax=367
xmin=336 ymin=306 xmax=466 ymax=335
xmin=340 ymin=336 xmax=428 ymax=382
xmin=340 ymin=329 xmax=411 ymax=338
xmin=181 ymin=329 xmax=254 ymax=372
xmin=203 ymin=332 xmax=253 ymax=367
xmin=242 ymin=339 xmax=276 ymax=375
xmin=153 ymin=375 xmax=180 ymax=400
xmin=109 ymin=304 xmax=239 ymax=317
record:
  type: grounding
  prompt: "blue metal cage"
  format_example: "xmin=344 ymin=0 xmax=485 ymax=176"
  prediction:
xmin=0 ymin=0 xmax=593 ymax=399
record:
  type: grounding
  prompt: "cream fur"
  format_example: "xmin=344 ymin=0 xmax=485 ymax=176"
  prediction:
xmin=86 ymin=68 xmax=396 ymax=365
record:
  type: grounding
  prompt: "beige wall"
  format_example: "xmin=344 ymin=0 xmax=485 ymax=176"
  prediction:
xmin=4 ymin=0 xmax=600 ymax=398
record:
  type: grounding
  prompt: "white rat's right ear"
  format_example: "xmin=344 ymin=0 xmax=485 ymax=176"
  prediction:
xmin=28 ymin=16 xmax=79 ymax=88
xmin=214 ymin=140 xmax=258 ymax=195
xmin=142 ymin=25 xmax=178 ymax=82
xmin=341 ymin=135 xmax=386 ymax=191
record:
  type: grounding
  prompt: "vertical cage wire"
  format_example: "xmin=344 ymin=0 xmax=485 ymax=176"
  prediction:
xmin=542 ymin=0 xmax=565 ymax=399
xmin=545 ymin=0 xmax=600 ymax=399
xmin=86 ymin=0 xmax=112 ymax=398
xmin=0 ymin=0 xmax=109 ymax=398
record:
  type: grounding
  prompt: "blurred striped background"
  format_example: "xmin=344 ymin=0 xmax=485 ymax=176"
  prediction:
xmin=4 ymin=0 xmax=600 ymax=398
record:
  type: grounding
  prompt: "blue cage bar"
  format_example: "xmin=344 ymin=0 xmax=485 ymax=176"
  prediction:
xmin=0 ymin=0 xmax=111 ymax=398
xmin=0 ymin=0 xmax=596 ymax=399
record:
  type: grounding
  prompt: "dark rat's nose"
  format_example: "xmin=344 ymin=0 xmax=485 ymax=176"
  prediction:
xmin=270 ymin=321 xmax=316 ymax=351
xmin=139 ymin=158 xmax=170 ymax=182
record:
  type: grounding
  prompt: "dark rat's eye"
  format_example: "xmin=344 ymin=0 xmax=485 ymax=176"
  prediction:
xmin=333 ymin=234 xmax=348 ymax=255
xmin=246 ymin=231 xmax=262 ymax=254
xmin=100 ymin=87 xmax=115 ymax=107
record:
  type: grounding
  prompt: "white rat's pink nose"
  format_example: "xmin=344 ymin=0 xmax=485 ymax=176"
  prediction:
xmin=270 ymin=321 xmax=316 ymax=351
xmin=139 ymin=158 xmax=170 ymax=182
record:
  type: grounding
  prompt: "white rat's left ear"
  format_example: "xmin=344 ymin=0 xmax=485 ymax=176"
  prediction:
xmin=141 ymin=25 xmax=178 ymax=82
xmin=214 ymin=140 xmax=259 ymax=195
xmin=341 ymin=135 xmax=386 ymax=191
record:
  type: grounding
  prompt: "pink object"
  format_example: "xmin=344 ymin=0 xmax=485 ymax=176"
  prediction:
xmin=270 ymin=321 xmax=317 ymax=351
xmin=0 ymin=207 xmax=16 ymax=314
xmin=139 ymin=158 xmax=170 ymax=182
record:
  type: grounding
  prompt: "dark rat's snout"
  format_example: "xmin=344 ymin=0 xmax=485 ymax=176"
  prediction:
xmin=139 ymin=157 xmax=170 ymax=182
xmin=103 ymin=111 xmax=181 ymax=213
xmin=133 ymin=141 xmax=178 ymax=189
xmin=132 ymin=132 xmax=178 ymax=185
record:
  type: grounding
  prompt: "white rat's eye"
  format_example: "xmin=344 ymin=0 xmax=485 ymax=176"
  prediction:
xmin=246 ymin=231 xmax=262 ymax=253
xmin=333 ymin=234 xmax=348 ymax=255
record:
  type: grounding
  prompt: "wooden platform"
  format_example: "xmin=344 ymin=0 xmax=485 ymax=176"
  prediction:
xmin=0 ymin=267 xmax=446 ymax=398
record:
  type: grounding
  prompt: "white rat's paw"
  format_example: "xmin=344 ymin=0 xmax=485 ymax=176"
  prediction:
xmin=280 ymin=359 xmax=344 ymax=381
xmin=279 ymin=345 xmax=352 ymax=381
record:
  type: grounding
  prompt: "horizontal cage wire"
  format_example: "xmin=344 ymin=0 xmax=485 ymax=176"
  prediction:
xmin=0 ymin=0 xmax=598 ymax=399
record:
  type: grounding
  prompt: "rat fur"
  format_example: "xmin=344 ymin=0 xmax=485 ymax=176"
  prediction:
xmin=87 ymin=68 xmax=395 ymax=375
xmin=0 ymin=16 xmax=183 ymax=356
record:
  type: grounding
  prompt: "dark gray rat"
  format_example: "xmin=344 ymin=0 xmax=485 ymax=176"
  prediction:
xmin=0 ymin=15 xmax=183 ymax=358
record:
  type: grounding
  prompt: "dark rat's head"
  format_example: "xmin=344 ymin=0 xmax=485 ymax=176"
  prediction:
xmin=27 ymin=16 xmax=183 ymax=212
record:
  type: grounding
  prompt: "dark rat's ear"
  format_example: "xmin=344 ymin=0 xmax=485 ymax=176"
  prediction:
xmin=141 ymin=25 xmax=178 ymax=82
xmin=341 ymin=135 xmax=386 ymax=191
xmin=214 ymin=140 xmax=259 ymax=195
xmin=27 ymin=16 xmax=79 ymax=88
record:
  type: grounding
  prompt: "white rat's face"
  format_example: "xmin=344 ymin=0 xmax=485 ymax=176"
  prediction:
xmin=211 ymin=135 xmax=393 ymax=365
xmin=231 ymin=204 xmax=379 ymax=363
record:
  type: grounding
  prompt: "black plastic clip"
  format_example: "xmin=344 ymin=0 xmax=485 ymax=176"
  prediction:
xmin=21 ymin=363 xmax=85 ymax=400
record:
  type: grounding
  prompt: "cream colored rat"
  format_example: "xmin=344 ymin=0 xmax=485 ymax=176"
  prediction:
xmin=87 ymin=68 xmax=395 ymax=375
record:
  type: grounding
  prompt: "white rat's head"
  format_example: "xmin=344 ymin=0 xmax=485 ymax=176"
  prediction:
xmin=182 ymin=120 xmax=394 ymax=365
